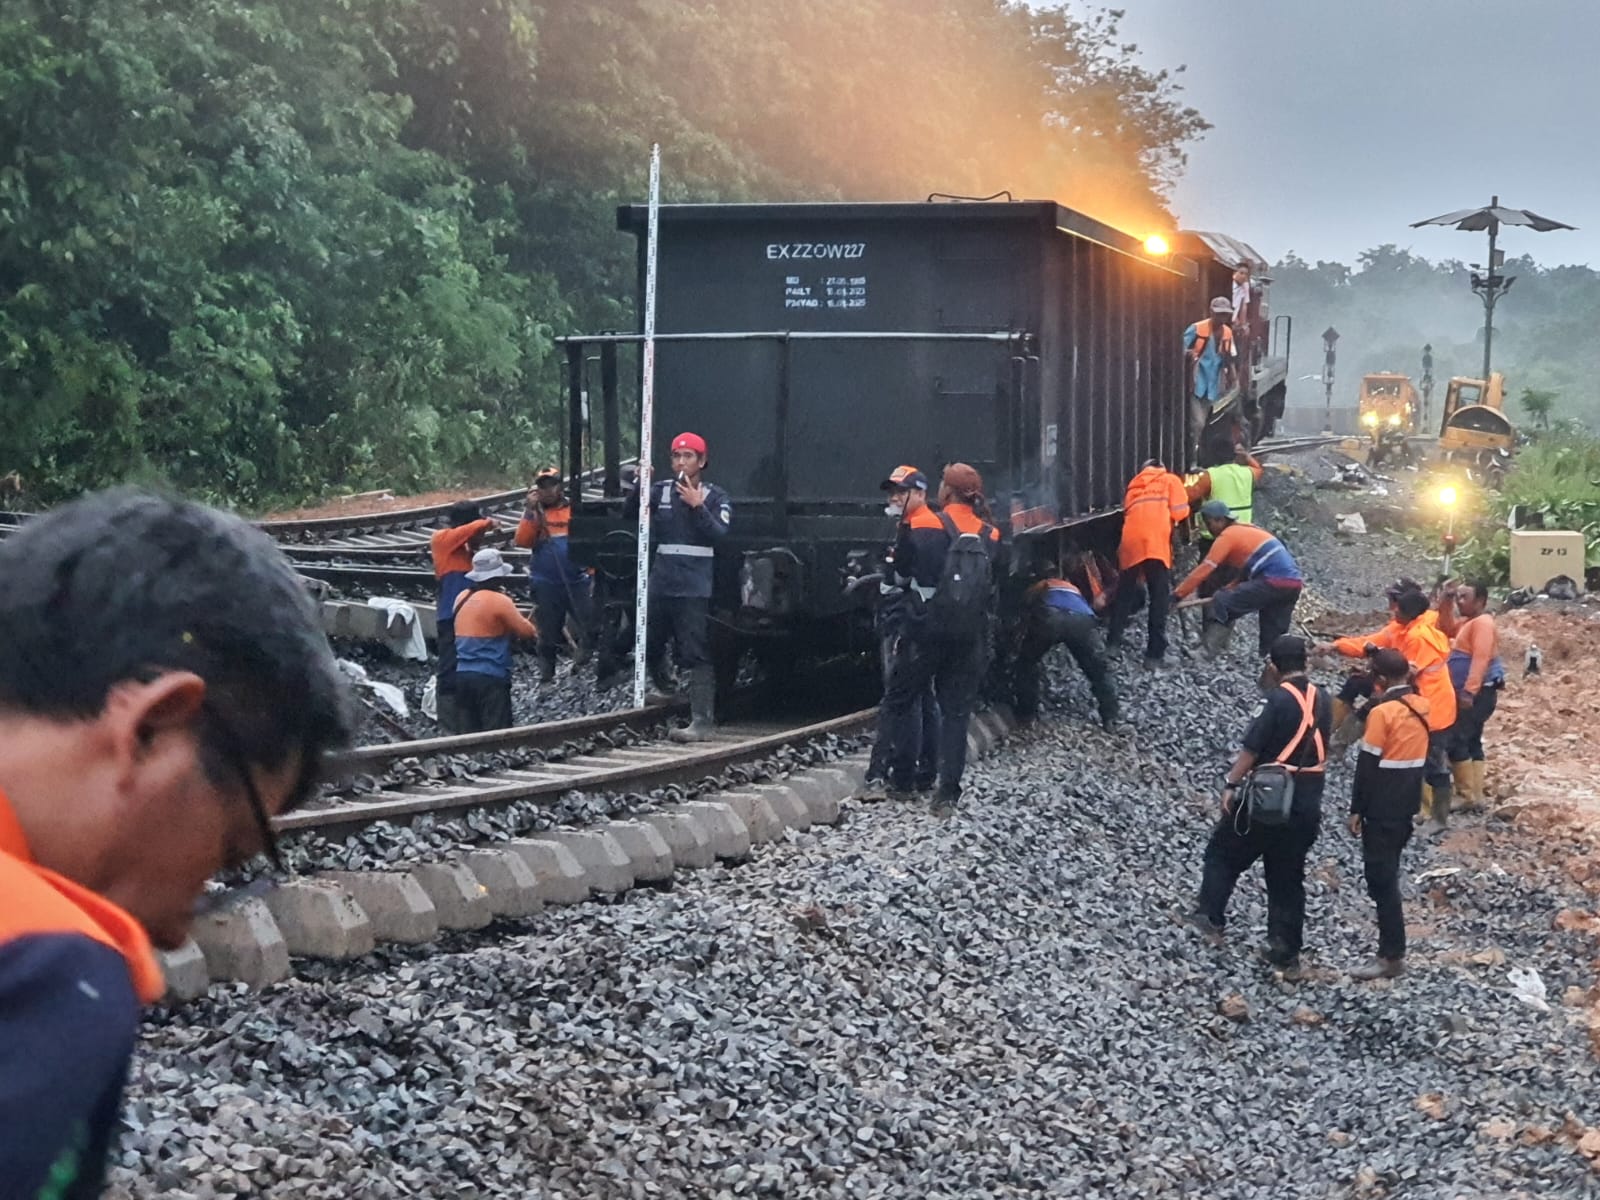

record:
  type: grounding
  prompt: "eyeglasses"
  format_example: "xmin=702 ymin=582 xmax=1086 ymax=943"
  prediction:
xmin=201 ymin=703 xmax=283 ymax=871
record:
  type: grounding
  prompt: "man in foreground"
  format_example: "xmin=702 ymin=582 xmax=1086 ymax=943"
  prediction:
xmin=0 ymin=488 xmax=353 ymax=1198
xmin=1187 ymin=635 xmax=1330 ymax=975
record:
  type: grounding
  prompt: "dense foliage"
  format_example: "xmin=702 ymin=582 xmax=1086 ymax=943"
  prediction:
xmin=1449 ymin=431 xmax=1600 ymax=587
xmin=1271 ymin=245 xmax=1600 ymax=431
xmin=0 ymin=0 xmax=1205 ymax=508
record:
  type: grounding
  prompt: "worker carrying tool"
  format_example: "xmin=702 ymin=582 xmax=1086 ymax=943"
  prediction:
xmin=1187 ymin=635 xmax=1330 ymax=976
xmin=1173 ymin=502 xmax=1304 ymax=658
xmin=862 ymin=466 xmax=941 ymax=801
xmin=1347 ymin=648 xmax=1433 ymax=981
xmin=1187 ymin=445 xmax=1264 ymax=535
xmin=430 ymin=501 xmax=497 ymax=732
xmin=1435 ymin=579 xmax=1505 ymax=810
xmin=1108 ymin=458 xmax=1190 ymax=668
xmin=516 ymin=468 xmax=597 ymax=688
xmin=639 ymin=431 xmax=731 ymax=743
xmin=1012 ymin=573 xmax=1119 ymax=730
xmin=879 ymin=462 xmax=1002 ymax=818
xmin=452 ymin=548 xmax=538 ymax=732
xmin=1316 ymin=585 xmax=1456 ymax=833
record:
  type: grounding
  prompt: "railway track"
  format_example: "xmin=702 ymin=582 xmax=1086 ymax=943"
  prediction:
xmin=294 ymin=704 xmax=877 ymax=839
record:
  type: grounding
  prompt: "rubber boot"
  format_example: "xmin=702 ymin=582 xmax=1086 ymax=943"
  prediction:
xmin=1468 ymin=759 xmax=1488 ymax=809
xmin=669 ymin=667 xmax=716 ymax=743
xmin=1200 ymin=619 xmax=1233 ymax=659
xmin=1450 ymin=761 xmax=1475 ymax=811
xmin=537 ymin=655 xmax=557 ymax=689
xmin=1423 ymin=779 xmax=1452 ymax=836
xmin=647 ymin=660 xmax=677 ymax=703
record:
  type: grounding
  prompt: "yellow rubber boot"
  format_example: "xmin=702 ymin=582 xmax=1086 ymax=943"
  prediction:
xmin=1451 ymin=761 xmax=1474 ymax=811
xmin=1468 ymin=760 xmax=1488 ymax=809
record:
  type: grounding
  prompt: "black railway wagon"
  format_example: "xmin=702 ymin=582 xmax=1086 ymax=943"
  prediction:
xmin=563 ymin=200 xmax=1197 ymax=670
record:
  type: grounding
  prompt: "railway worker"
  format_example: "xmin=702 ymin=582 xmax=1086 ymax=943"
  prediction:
xmin=430 ymin=500 xmax=496 ymax=731
xmin=1315 ymin=586 xmax=1457 ymax=833
xmin=451 ymin=548 xmax=539 ymax=732
xmin=881 ymin=462 xmax=1001 ymax=817
xmin=516 ymin=467 xmax=597 ymax=687
xmin=1108 ymin=458 xmax=1190 ymax=667
xmin=1186 ymin=444 xmax=1264 ymax=536
xmin=644 ymin=431 xmax=731 ymax=743
xmin=1173 ymin=501 xmax=1304 ymax=658
xmin=1184 ymin=297 xmax=1239 ymax=434
xmin=1346 ymin=649 xmax=1433 ymax=981
xmin=1187 ymin=635 xmax=1330 ymax=975
xmin=1318 ymin=578 xmax=1428 ymax=745
xmin=1436 ymin=580 xmax=1505 ymax=810
xmin=1012 ymin=572 xmax=1118 ymax=729
xmin=0 ymin=488 xmax=353 ymax=1200
xmin=862 ymin=466 xmax=941 ymax=799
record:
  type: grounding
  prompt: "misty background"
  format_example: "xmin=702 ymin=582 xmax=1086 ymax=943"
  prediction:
xmin=1108 ymin=0 xmax=1600 ymax=426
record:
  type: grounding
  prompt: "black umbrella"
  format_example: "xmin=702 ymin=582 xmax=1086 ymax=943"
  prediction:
xmin=1410 ymin=196 xmax=1576 ymax=380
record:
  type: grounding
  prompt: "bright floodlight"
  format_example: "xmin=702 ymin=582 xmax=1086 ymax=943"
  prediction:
xmin=1143 ymin=234 xmax=1169 ymax=257
xmin=1439 ymin=486 xmax=1458 ymax=506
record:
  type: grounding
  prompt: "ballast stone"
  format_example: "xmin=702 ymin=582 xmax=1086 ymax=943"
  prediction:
xmin=529 ymin=829 xmax=635 ymax=894
xmin=190 ymin=897 xmax=290 ymax=988
xmin=642 ymin=810 xmax=717 ymax=869
xmin=462 ymin=848 xmax=545 ymax=918
xmin=606 ymin=820 xmax=676 ymax=882
xmin=319 ymin=870 xmax=440 ymax=944
xmin=263 ymin=879 xmax=376 ymax=960
xmin=506 ymin=839 xmax=591 ymax=905
xmin=410 ymin=860 xmax=493 ymax=930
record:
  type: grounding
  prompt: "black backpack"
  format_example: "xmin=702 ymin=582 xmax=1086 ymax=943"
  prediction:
xmin=922 ymin=512 xmax=995 ymax=639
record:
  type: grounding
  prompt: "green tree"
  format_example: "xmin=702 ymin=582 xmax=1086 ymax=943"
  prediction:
xmin=1520 ymin=387 xmax=1557 ymax=431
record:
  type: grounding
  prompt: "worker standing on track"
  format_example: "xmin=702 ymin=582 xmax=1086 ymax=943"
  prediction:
xmin=881 ymin=462 xmax=1001 ymax=817
xmin=1187 ymin=635 xmax=1330 ymax=975
xmin=1437 ymin=580 xmax=1505 ymax=810
xmin=1347 ymin=649 xmax=1433 ymax=980
xmin=1187 ymin=445 xmax=1264 ymax=534
xmin=452 ymin=548 xmax=539 ymax=732
xmin=1013 ymin=573 xmax=1119 ymax=729
xmin=862 ymin=466 xmax=940 ymax=800
xmin=643 ymin=432 xmax=731 ymax=743
xmin=1317 ymin=587 xmax=1457 ymax=834
xmin=1108 ymin=458 xmax=1190 ymax=668
xmin=1173 ymin=502 xmax=1304 ymax=658
xmin=430 ymin=501 xmax=496 ymax=732
xmin=0 ymin=489 xmax=353 ymax=1200
xmin=516 ymin=468 xmax=596 ymax=688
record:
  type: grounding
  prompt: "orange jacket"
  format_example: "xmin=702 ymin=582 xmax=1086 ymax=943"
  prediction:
xmin=430 ymin=518 xmax=494 ymax=579
xmin=1335 ymin=614 xmax=1457 ymax=731
xmin=1118 ymin=466 xmax=1190 ymax=568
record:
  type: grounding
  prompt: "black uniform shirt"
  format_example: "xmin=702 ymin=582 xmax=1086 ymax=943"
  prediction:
xmin=1240 ymin=674 xmax=1332 ymax=805
xmin=647 ymin=478 xmax=731 ymax=599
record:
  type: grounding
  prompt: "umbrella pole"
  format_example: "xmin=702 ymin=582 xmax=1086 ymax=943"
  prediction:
xmin=1482 ymin=198 xmax=1499 ymax=381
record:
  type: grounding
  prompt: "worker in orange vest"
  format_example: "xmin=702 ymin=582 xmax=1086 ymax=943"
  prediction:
xmin=1316 ymin=586 xmax=1458 ymax=833
xmin=1108 ymin=459 xmax=1190 ymax=667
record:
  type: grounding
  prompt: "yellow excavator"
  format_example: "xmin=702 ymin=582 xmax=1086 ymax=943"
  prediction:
xmin=1438 ymin=372 xmax=1515 ymax=487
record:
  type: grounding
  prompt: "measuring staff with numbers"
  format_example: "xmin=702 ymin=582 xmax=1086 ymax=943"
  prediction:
xmin=641 ymin=432 xmax=731 ymax=742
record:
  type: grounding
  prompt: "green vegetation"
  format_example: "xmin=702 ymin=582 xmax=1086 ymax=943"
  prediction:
xmin=1 ymin=0 xmax=1205 ymax=509
xmin=1450 ymin=432 xmax=1600 ymax=585
xmin=1519 ymin=387 xmax=1557 ymax=431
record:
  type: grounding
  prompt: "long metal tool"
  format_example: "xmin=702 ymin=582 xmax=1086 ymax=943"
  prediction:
xmin=631 ymin=144 xmax=662 ymax=711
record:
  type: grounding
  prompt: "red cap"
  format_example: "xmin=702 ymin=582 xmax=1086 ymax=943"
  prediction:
xmin=671 ymin=432 xmax=707 ymax=456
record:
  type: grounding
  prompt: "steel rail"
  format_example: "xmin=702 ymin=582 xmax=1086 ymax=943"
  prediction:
xmin=286 ymin=707 xmax=877 ymax=835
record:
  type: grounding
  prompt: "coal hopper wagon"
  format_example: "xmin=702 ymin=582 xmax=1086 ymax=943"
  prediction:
xmin=558 ymin=199 xmax=1276 ymax=687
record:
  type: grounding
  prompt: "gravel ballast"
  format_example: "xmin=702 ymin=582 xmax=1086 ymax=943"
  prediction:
xmin=107 ymin=452 xmax=1600 ymax=1197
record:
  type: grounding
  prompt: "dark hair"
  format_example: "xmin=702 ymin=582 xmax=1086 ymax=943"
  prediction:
xmin=1395 ymin=591 xmax=1430 ymax=622
xmin=1461 ymin=580 xmax=1490 ymax=604
xmin=0 ymin=488 xmax=354 ymax=812
xmin=1371 ymin=648 xmax=1411 ymax=683
xmin=1268 ymin=635 xmax=1308 ymax=673
xmin=447 ymin=501 xmax=483 ymax=527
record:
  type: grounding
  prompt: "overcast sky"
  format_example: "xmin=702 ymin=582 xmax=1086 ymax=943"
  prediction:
xmin=1106 ymin=0 xmax=1599 ymax=267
